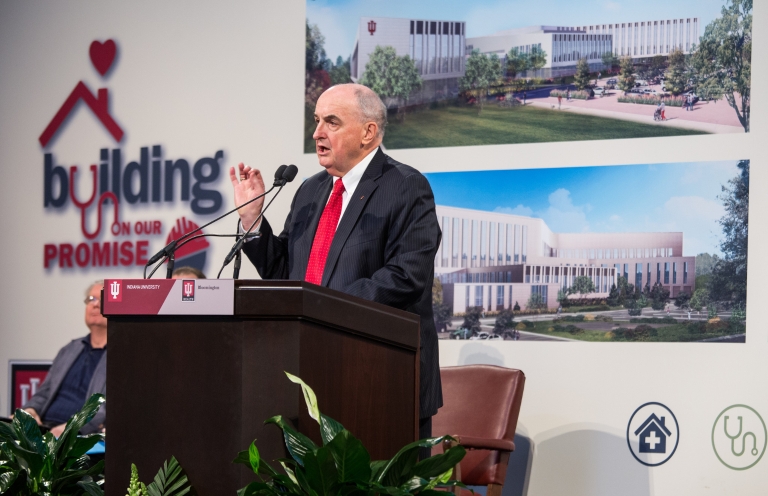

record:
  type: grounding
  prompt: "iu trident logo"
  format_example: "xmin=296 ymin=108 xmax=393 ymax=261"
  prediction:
xmin=182 ymin=280 xmax=195 ymax=302
xmin=368 ymin=20 xmax=376 ymax=36
xmin=109 ymin=280 xmax=122 ymax=302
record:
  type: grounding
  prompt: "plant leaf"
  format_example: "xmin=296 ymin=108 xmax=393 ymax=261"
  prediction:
xmin=265 ymin=415 xmax=317 ymax=466
xmin=326 ymin=430 xmax=371 ymax=483
xmin=146 ymin=456 xmax=191 ymax=496
xmin=4 ymin=440 xmax=45 ymax=480
xmin=0 ymin=470 xmax=18 ymax=492
xmin=319 ymin=414 xmax=344 ymax=446
xmin=11 ymin=408 xmax=44 ymax=456
xmin=375 ymin=436 xmax=454 ymax=487
xmin=0 ymin=422 xmax=17 ymax=442
xmin=303 ymin=446 xmax=338 ymax=496
xmin=233 ymin=449 xmax=250 ymax=466
xmin=285 ymin=372 xmax=321 ymax=423
xmin=424 ymin=467 xmax=453 ymax=490
xmin=77 ymin=476 xmax=105 ymax=496
xmin=55 ymin=394 xmax=105 ymax=465
xmin=249 ymin=441 xmax=261 ymax=474
xmin=369 ymin=460 xmax=388 ymax=481
xmin=280 ymin=460 xmax=300 ymax=486
xmin=412 ymin=445 xmax=465 ymax=480
xmin=237 ymin=481 xmax=273 ymax=496
xmin=68 ymin=434 xmax=103 ymax=462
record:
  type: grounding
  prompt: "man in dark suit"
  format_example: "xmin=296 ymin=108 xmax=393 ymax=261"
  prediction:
xmin=229 ymin=84 xmax=442 ymax=439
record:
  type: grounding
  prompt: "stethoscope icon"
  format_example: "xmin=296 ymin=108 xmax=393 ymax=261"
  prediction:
xmin=724 ymin=415 xmax=759 ymax=456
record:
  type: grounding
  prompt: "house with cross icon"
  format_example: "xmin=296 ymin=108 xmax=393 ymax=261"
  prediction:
xmin=635 ymin=413 xmax=672 ymax=453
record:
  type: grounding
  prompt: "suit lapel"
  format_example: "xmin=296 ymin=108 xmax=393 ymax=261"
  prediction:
xmin=321 ymin=149 xmax=385 ymax=286
xmin=296 ymin=175 xmax=333 ymax=279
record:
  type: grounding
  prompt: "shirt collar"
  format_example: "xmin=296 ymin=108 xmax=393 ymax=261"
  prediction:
xmin=335 ymin=147 xmax=378 ymax=195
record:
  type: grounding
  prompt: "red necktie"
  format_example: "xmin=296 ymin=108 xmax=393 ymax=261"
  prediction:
xmin=305 ymin=179 xmax=345 ymax=284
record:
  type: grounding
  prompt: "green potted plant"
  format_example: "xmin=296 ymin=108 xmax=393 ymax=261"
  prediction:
xmin=233 ymin=373 xmax=468 ymax=496
xmin=0 ymin=394 xmax=105 ymax=495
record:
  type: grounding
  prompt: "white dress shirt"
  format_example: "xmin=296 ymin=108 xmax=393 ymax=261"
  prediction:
xmin=244 ymin=146 xmax=379 ymax=237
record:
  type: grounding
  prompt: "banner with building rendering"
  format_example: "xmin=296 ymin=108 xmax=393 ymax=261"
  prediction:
xmin=305 ymin=0 xmax=752 ymax=151
xmin=425 ymin=160 xmax=749 ymax=343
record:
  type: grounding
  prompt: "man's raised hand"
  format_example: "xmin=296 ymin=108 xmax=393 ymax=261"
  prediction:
xmin=229 ymin=162 xmax=265 ymax=229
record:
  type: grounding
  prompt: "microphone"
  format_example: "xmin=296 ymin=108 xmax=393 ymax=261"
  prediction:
xmin=218 ymin=164 xmax=298 ymax=277
xmin=143 ymin=165 xmax=288 ymax=278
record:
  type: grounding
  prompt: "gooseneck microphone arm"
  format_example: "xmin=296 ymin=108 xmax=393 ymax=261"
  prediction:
xmin=142 ymin=164 xmax=288 ymax=279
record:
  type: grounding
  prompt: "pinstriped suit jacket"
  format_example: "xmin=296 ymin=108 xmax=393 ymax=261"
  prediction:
xmin=243 ymin=149 xmax=443 ymax=418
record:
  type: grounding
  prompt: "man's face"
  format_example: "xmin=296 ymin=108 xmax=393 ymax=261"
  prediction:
xmin=85 ymin=285 xmax=107 ymax=329
xmin=312 ymin=87 xmax=367 ymax=177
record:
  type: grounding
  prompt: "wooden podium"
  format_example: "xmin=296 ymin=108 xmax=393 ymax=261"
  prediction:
xmin=104 ymin=280 xmax=420 ymax=495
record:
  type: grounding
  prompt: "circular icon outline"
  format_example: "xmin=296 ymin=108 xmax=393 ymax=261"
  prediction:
xmin=626 ymin=401 xmax=680 ymax=467
xmin=711 ymin=404 xmax=767 ymax=471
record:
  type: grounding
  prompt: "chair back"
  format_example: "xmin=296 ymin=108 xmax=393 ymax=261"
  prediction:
xmin=432 ymin=365 xmax=525 ymax=486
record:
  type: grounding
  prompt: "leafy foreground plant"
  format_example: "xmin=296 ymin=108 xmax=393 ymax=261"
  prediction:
xmin=0 ymin=393 xmax=105 ymax=495
xmin=234 ymin=372 xmax=468 ymax=496
xmin=126 ymin=457 xmax=191 ymax=496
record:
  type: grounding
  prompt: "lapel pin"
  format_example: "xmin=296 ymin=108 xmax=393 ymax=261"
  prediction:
xmin=360 ymin=195 xmax=364 ymax=200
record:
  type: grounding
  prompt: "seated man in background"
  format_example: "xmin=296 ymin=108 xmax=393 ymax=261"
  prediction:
xmin=171 ymin=266 xmax=206 ymax=279
xmin=22 ymin=281 xmax=106 ymax=436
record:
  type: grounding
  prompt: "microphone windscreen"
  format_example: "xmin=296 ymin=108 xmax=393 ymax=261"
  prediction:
xmin=282 ymin=165 xmax=299 ymax=183
xmin=273 ymin=164 xmax=288 ymax=181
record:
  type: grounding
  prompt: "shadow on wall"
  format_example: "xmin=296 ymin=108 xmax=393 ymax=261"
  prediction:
xmin=529 ymin=425 xmax=651 ymax=496
xmin=456 ymin=344 xmax=534 ymax=496
xmin=457 ymin=342 xmax=505 ymax=367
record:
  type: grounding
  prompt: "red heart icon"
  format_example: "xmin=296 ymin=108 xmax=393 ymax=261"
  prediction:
xmin=89 ymin=39 xmax=116 ymax=76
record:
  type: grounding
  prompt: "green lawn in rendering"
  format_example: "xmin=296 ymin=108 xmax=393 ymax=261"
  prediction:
xmin=304 ymin=103 xmax=707 ymax=152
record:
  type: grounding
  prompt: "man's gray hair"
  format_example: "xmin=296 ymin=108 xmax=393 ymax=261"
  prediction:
xmin=85 ymin=280 xmax=104 ymax=297
xmin=353 ymin=86 xmax=388 ymax=138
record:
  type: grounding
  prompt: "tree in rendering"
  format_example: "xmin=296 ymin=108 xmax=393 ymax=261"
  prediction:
xmin=650 ymin=282 xmax=670 ymax=310
xmin=432 ymin=279 xmax=453 ymax=332
xmin=569 ymin=275 xmax=596 ymax=300
xmin=360 ymin=46 xmax=422 ymax=120
xmin=460 ymin=50 xmax=502 ymax=114
xmin=528 ymin=45 xmax=548 ymax=73
xmin=526 ymin=292 xmax=546 ymax=310
xmin=674 ymin=291 xmax=692 ymax=310
xmin=618 ymin=56 xmax=635 ymax=93
xmin=505 ymin=47 xmax=530 ymax=78
xmin=573 ymin=58 xmax=591 ymax=90
xmin=691 ymin=0 xmax=751 ymax=132
xmin=601 ymin=51 xmax=620 ymax=73
xmin=329 ymin=56 xmax=352 ymax=85
xmin=493 ymin=308 xmax=516 ymax=337
xmin=462 ymin=306 xmax=484 ymax=336
xmin=647 ymin=55 xmax=667 ymax=81
xmin=708 ymin=160 xmax=749 ymax=308
xmin=664 ymin=49 xmax=688 ymax=96
xmin=305 ymin=21 xmax=331 ymax=106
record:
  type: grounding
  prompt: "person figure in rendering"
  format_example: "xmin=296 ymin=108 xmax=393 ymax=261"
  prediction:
xmin=229 ymin=83 xmax=442 ymax=443
xmin=660 ymin=100 xmax=666 ymax=121
xmin=566 ymin=89 xmax=571 ymax=101
xmin=557 ymin=94 xmax=562 ymax=109
xmin=22 ymin=281 xmax=107 ymax=436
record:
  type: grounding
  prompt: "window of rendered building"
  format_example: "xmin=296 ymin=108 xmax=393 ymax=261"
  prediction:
xmin=664 ymin=262 xmax=670 ymax=284
xmin=475 ymin=285 xmax=482 ymax=307
xmin=487 ymin=285 xmax=492 ymax=309
xmin=497 ymin=285 xmax=504 ymax=307
xmin=684 ymin=262 xmax=688 ymax=284
xmin=673 ymin=262 xmax=677 ymax=284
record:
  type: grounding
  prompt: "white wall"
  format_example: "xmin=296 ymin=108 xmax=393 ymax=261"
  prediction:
xmin=1 ymin=1 xmax=766 ymax=495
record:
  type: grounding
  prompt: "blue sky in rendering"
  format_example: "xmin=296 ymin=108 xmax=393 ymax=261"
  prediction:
xmin=307 ymin=0 xmax=727 ymax=63
xmin=424 ymin=161 xmax=743 ymax=257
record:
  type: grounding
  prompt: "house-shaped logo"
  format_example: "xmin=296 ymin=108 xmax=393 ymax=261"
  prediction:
xmin=39 ymin=40 xmax=123 ymax=148
xmin=634 ymin=413 xmax=672 ymax=453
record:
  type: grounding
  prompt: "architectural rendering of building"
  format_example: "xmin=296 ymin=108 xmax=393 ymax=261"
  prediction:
xmin=434 ymin=205 xmax=695 ymax=314
xmin=350 ymin=17 xmax=466 ymax=105
xmin=466 ymin=18 xmax=699 ymax=78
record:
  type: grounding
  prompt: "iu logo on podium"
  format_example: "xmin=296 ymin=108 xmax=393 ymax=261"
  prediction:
xmin=108 ymin=279 xmax=122 ymax=302
xmin=182 ymin=280 xmax=195 ymax=301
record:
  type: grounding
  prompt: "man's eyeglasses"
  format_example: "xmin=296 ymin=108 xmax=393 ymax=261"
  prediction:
xmin=84 ymin=296 xmax=101 ymax=305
